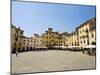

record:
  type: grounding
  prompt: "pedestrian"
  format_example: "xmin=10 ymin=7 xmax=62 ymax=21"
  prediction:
xmin=16 ymin=50 xmax=18 ymax=57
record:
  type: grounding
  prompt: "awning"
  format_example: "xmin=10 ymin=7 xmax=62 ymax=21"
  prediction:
xmin=85 ymin=45 xmax=96 ymax=48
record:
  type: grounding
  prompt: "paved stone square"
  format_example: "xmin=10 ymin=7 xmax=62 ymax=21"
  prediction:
xmin=12 ymin=50 xmax=96 ymax=74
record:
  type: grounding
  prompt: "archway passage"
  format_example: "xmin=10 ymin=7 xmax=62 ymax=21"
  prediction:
xmin=92 ymin=42 xmax=96 ymax=45
xmin=12 ymin=48 xmax=16 ymax=53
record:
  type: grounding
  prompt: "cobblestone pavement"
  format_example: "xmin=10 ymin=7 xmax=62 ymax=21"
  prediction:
xmin=12 ymin=50 xmax=96 ymax=74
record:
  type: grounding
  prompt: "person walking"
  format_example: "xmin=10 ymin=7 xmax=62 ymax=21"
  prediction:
xmin=16 ymin=49 xmax=18 ymax=57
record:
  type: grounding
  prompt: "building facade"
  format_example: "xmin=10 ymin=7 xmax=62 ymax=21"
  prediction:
xmin=32 ymin=34 xmax=43 ymax=49
xmin=72 ymin=30 xmax=78 ymax=46
xmin=11 ymin=17 xmax=96 ymax=52
xmin=22 ymin=36 xmax=33 ymax=51
xmin=77 ymin=17 xmax=96 ymax=48
xmin=60 ymin=32 xmax=69 ymax=46
xmin=11 ymin=25 xmax=24 ymax=52
xmin=41 ymin=28 xmax=70 ymax=48
xmin=89 ymin=18 xmax=96 ymax=45
xmin=41 ymin=28 xmax=59 ymax=48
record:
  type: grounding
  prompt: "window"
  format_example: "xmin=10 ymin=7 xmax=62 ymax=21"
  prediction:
xmin=20 ymin=32 xmax=23 ymax=34
xmin=16 ymin=30 xmax=18 ymax=33
xmin=81 ymin=41 xmax=82 ymax=44
xmin=92 ymin=33 xmax=94 ymax=38
xmin=80 ymin=31 xmax=81 ymax=33
xmin=92 ymin=42 xmax=96 ymax=45
xmin=84 ymin=40 xmax=85 ymax=43
xmin=85 ymin=28 xmax=88 ymax=33
xmin=15 ymin=37 xmax=18 ymax=41
xmin=43 ymin=42 xmax=45 ymax=44
xmin=83 ymin=29 xmax=84 ymax=32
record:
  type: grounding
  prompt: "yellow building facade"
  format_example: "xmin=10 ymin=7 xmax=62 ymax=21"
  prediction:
xmin=32 ymin=34 xmax=43 ymax=48
xmin=64 ymin=17 xmax=96 ymax=49
xmin=41 ymin=28 xmax=59 ymax=47
xmin=77 ymin=17 xmax=96 ymax=48
xmin=72 ymin=30 xmax=78 ymax=46
xmin=89 ymin=18 xmax=96 ymax=45
xmin=89 ymin=29 xmax=96 ymax=45
xmin=11 ymin=17 xmax=96 ymax=51
xmin=11 ymin=25 xmax=24 ymax=52
xmin=41 ymin=28 xmax=70 ymax=48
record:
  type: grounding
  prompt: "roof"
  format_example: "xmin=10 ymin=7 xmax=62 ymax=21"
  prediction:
xmin=11 ymin=24 xmax=24 ymax=32
xmin=76 ymin=17 xmax=96 ymax=29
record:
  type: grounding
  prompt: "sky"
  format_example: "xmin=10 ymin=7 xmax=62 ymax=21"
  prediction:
xmin=12 ymin=1 xmax=96 ymax=37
